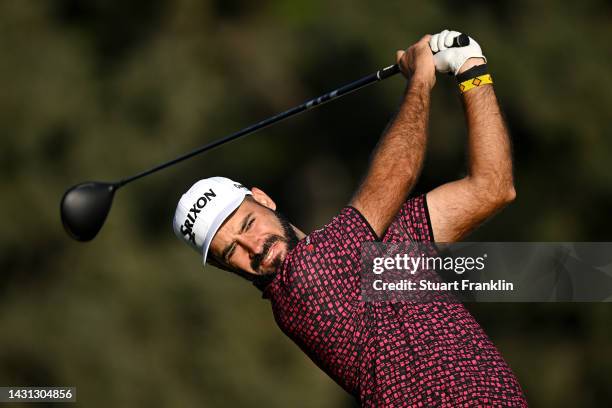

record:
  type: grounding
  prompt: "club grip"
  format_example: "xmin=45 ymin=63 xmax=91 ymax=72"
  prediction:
xmin=433 ymin=33 xmax=470 ymax=54
xmin=375 ymin=33 xmax=471 ymax=81
xmin=452 ymin=33 xmax=470 ymax=47
xmin=377 ymin=64 xmax=401 ymax=80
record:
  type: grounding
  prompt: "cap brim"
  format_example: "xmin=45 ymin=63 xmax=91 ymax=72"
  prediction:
xmin=201 ymin=192 xmax=251 ymax=265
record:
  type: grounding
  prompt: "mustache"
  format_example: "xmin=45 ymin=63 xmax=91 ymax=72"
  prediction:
xmin=250 ymin=235 xmax=284 ymax=272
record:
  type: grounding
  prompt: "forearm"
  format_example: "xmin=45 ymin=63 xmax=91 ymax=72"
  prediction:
xmin=462 ymin=84 xmax=515 ymax=202
xmin=427 ymin=77 xmax=515 ymax=242
xmin=369 ymin=79 xmax=430 ymax=191
xmin=351 ymin=78 xmax=431 ymax=234
xmin=425 ymin=33 xmax=516 ymax=242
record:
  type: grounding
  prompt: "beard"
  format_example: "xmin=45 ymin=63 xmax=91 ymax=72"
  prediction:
xmin=249 ymin=210 xmax=300 ymax=289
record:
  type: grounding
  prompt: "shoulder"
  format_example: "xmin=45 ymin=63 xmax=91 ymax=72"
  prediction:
xmin=277 ymin=207 xmax=378 ymax=281
xmin=311 ymin=206 xmax=380 ymax=244
xmin=384 ymin=194 xmax=434 ymax=242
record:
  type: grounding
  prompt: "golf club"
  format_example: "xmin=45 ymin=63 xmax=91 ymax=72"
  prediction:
xmin=60 ymin=34 xmax=470 ymax=241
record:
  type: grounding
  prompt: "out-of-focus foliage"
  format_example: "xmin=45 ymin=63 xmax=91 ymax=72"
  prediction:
xmin=0 ymin=0 xmax=610 ymax=406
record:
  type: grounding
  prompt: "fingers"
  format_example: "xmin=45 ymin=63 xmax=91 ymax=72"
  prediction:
xmin=396 ymin=50 xmax=405 ymax=64
xmin=429 ymin=34 xmax=439 ymax=53
xmin=431 ymin=29 xmax=466 ymax=52
xmin=437 ymin=29 xmax=449 ymax=52
xmin=415 ymin=35 xmax=433 ymax=55
xmin=396 ymin=49 xmax=410 ymax=78
xmin=401 ymin=34 xmax=432 ymax=63
xmin=418 ymin=34 xmax=432 ymax=45
xmin=445 ymin=30 xmax=461 ymax=47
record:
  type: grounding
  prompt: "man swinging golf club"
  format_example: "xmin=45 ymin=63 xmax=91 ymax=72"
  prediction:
xmin=173 ymin=30 xmax=527 ymax=407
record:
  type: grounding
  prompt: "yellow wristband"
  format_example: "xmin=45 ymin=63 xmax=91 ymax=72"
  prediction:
xmin=459 ymin=74 xmax=493 ymax=93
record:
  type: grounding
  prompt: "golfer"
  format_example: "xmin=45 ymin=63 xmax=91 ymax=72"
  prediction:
xmin=173 ymin=30 xmax=527 ymax=407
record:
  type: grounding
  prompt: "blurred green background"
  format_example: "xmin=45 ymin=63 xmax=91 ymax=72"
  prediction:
xmin=1 ymin=0 xmax=611 ymax=406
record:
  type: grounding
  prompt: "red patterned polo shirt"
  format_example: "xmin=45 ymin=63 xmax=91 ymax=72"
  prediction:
xmin=262 ymin=195 xmax=527 ymax=407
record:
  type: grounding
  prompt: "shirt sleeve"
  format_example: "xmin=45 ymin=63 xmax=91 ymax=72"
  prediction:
xmin=382 ymin=194 xmax=434 ymax=243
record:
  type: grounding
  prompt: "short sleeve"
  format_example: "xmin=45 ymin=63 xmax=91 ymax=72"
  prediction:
xmin=382 ymin=194 xmax=434 ymax=243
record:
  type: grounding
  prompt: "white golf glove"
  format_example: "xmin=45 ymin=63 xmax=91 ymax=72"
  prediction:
xmin=430 ymin=30 xmax=486 ymax=75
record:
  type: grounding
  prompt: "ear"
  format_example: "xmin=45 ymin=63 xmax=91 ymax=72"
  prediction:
xmin=250 ymin=187 xmax=277 ymax=211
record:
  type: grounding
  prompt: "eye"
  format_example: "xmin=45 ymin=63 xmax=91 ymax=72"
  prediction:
xmin=246 ymin=217 xmax=255 ymax=231
xmin=225 ymin=243 xmax=237 ymax=263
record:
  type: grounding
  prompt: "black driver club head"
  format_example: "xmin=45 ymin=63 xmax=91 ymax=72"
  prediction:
xmin=61 ymin=182 xmax=118 ymax=241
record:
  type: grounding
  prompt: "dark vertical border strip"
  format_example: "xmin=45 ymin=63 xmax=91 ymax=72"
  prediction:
xmin=422 ymin=194 xmax=435 ymax=242
xmin=346 ymin=206 xmax=382 ymax=241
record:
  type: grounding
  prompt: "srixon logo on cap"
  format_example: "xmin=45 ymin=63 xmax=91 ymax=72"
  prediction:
xmin=181 ymin=188 xmax=217 ymax=244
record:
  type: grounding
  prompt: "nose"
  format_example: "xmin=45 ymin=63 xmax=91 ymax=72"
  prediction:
xmin=236 ymin=233 xmax=264 ymax=258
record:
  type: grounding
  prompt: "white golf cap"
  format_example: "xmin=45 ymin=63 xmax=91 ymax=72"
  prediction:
xmin=173 ymin=177 xmax=252 ymax=264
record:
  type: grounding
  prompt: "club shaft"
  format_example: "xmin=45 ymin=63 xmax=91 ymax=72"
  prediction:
xmin=117 ymin=64 xmax=401 ymax=187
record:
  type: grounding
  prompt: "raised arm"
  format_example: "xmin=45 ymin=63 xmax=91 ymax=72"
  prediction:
xmin=350 ymin=36 xmax=435 ymax=236
xmin=427 ymin=31 xmax=516 ymax=242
